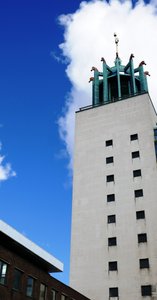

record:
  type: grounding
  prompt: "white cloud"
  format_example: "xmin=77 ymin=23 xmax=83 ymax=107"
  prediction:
xmin=58 ymin=0 xmax=157 ymax=169
xmin=0 ymin=145 xmax=16 ymax=181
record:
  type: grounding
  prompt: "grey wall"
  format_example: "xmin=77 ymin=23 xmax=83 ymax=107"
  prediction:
xmin=70 ymin=94 xmax=157 ymax=300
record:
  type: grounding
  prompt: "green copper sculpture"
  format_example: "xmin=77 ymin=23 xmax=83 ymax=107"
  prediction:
xmin=89 ymin=33 xmax=150 ymax=106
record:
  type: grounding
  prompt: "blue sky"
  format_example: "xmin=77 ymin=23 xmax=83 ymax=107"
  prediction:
xmin=0 ymin=0 xmax=79 ymax=283
xmin=0 ymin=0 xmax=155 ymax=285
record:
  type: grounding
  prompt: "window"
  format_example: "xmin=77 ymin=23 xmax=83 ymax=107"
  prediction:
xmin=141 ymin=285 xmax=152 ymax=296
xmin=26 ymin=276 xmax=34 ymax=297
xmin=133 ymin=169 xmax=141 ymax=177
xmin=0 ymin=260 xmax=7 ymax=285
xmin=132 ymin=151 xmax=140 ymax=159
xmin=154 ymin=128 xmax=157 ymax=140
xmin=106 ymin=175 xmax=114 ymax=182
xmin=135 ymin=189 xmax=143 ymax=198
xmin=39 ymin=283 xmax=47 ymax=300
xmin=106 ymin=140 xmax=113 ymax=147
xmin=108 ymin=215 xmax=116 ymax=224
xmin=130 ymin=133 xmax=138 ymax=141
xmin=109 ymin=261 xmax=118 ymax=271
xmin=138 ymin=233 xmax=147 ymax=243
xmin=109 ymin=287 xmax=119 ymax=297
xmin=136 ymin=211 xmax=145 ymax=220
xmin=61 ymin=295 xmax=66 ymax=300
xmin=107 ymin=194 xmax=115 ymax=202
xmin=51 ymin=289 xmax=57 ymax=300
xmin=13 ymin=269 xmax=22 ymax=291
xmin=154 ymin=129 xmax=157 ymax=156
xmin=139 ymin=258 xmax=149 ymax=269
xmin=106 ymin=156 xmax=114 ymax=164
xmin=108 ymin=237 xmax=117 ymax=246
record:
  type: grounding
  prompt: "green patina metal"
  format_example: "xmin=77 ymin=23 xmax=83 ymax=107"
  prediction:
xmin=89 ymin=34 xmax=150 ymax=106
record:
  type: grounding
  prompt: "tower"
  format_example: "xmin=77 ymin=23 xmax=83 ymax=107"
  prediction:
xmin=70 ymin=35 xmax=157 ymax=300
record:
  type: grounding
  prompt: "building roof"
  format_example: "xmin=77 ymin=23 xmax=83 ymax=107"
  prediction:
xmin=0 ymin=220 xmax=63 ymax=273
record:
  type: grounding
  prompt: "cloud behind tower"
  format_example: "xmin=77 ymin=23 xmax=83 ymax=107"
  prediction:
xmin=58 ymin=0 xmax=157 ymax=169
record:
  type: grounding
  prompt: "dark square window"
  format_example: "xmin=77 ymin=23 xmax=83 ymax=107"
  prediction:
xmin=136 ymin=211 xmax=145 ymax=219
xmin=106 ymin=140 xmax=113 ymax=147
xmin=141 ymin=285 xmax=152 ymax=296
xmin=154 ymin=129 xmax=157 ymax=156
xmin=154 ymin=128 xmax=157 ymax=138
xmin=108 ymin=237 xmax=117 ymax=246
xmin=107 ymin=175 xmax=114 ymax=182
xmin=109 ymin=261 xmax=118 ymax=271
xmin=132 ymin=151 xmax=140 ymax=159
xmin=109 ymin=287 xmax=119 ymax=297
xmin=107 ymin=194 xmax=115 ymax=202
xmin=13 ymin=269 xmax=22 ymax=291
xmin=133 ymin=169 xmax=141 ymax=177
xmin=139 ymin=258 xmax=149 ymax=269
xmin=138 ymin=233 xmax=147 ymax=243
xmin=154 ymin=128 xmax=157 ymax=143
xmin=130 ymin=133 xmax=138 ymax=141
xmin=108 ymin=215 xmax=116 ymax=224
xmin=0 ymin=260 xmax=8 ymax=285
xmin=135 ymin=189 xmax=143 ymax=198
xmin=106 ymin=156 xmax=114 ymax=164
xmin=155 ymin=141 xmax=157 ymax=156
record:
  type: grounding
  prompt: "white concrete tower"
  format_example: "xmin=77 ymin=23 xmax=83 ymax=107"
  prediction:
xmin=70 ymin=38 xmax=157 ymax=300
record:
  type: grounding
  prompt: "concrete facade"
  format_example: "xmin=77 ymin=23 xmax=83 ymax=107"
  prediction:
xmin=70 ymin=93 xmax=157 ymax=300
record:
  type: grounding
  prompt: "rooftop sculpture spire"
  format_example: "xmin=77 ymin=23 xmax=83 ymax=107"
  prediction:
xmin=89 ymin=34 xmax=150 ymax=106
xmin=114 ymin=33 xmax=119 ymax=58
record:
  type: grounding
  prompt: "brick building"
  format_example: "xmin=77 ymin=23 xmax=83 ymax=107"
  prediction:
xmin=0 ymin=220 xmax=90 ymax=300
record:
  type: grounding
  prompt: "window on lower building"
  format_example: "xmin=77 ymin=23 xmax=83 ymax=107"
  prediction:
xmin=139 ymin=258 xmax=149 ymax=269
xmin=132 ymin=151 xmax=140 ymax=159
xmin=106 ymin=140 xmax=113 ymax=147
xmin=13 ymin=269 xmax=23 ymax=291
xmin=136 ymin=211 xmax=145 ymax=219
xmin=135 ymin=189 xmax=143 ymax=198
xmin=106 ymin=175 xmax=114 ymax=182
xmin=138 ymin=233 xmax=147 ymax=243
xmin=0 ymin=260 xmax=8 ymax=285
xmin=133 ymin=169 xmax=142 ymax=177
xmin=109 ymin=287 xmax=119 ymax=297
xmin=141 ymin=285 xmax=152 ymax=296
xmin=130 ymin=133 xmax=138 ymax=141
xmin=107 ymin=194 xmax=115 ymax=202
xmin=108 ymin=215 xmax=116 ymax=224
xmin=39 ymin=283 xmax=47 ymax=300
xmin=51 ymin=289 xmax=57 ymax=300
xmin=108 ymin=237 xmax=117 ymax=246
xmin=61 ymin=295 xmax=67 ymax=300
xmin=109 ymin=261 xmax=118 ymax=271
xmin=106 ymin=156 xmax=114 ymax=164
xmin=26 ymin=276 xmax=35 ymax=297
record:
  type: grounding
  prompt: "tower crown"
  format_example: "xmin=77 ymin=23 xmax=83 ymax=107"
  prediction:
xmin=90 ymin=35 xmax=149 ymax=106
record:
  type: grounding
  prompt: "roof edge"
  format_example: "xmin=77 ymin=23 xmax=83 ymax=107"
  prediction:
xmin=0 ymin=220 xmax=63 ymax=272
